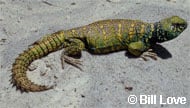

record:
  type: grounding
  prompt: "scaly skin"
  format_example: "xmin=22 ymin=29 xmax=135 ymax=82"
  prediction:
xmin=11 ymin=16 xmax=187 ymax=92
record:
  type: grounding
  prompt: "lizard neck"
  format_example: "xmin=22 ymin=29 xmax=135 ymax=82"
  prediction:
xmin=152 ymin=21 xmax=179 ymax=43
xmin=151 ymin=21 xmax=165 ymax=43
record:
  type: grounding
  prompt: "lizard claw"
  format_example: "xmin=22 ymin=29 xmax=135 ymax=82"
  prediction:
xmin=61 ymin=55 xmax=83 ymax=71
xmin=140 ymin=49 xmax=158 ymax=61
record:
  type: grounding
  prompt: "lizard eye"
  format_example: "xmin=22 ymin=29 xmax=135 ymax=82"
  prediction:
xmin=179 ymin=26 xmax=184 ymax=30
xmin=171 ymin=23 xmax=186 ymax=31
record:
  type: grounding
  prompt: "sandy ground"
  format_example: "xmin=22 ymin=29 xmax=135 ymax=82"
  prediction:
xmin=0 ymin=0 xmax=190 ymax=108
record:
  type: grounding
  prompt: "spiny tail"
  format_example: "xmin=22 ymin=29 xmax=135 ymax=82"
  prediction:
xmin=11 ymin=31 xmax=65 ymax=92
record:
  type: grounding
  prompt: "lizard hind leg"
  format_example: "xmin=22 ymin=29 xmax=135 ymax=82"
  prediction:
xmin=61 ymin=38 xmax=85 ymax=70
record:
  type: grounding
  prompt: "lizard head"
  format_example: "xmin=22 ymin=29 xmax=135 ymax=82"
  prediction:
xmin=154 ymin=16 xmax=187 ymax=43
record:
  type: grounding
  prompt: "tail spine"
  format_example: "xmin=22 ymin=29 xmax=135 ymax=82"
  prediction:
xmin=11 ymin=31 xmax=65 ymax=92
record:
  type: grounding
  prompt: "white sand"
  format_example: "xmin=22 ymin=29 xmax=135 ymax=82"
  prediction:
xmin=0 ymin=0 xmax=190 ymax=108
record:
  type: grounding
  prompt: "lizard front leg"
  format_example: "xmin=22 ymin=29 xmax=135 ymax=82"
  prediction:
xmin=61 ymin=38 xmax=85 ymax=70
xmin=128 ymin=41 xmax=157 ymax=60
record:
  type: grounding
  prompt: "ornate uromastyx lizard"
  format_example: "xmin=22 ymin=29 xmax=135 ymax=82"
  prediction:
xmin=11 ymin=16 xmax=187 ymax=92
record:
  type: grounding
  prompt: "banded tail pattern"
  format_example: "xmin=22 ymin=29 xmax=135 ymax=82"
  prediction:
xmin=11 ymin=31 xmax=65 ymax=92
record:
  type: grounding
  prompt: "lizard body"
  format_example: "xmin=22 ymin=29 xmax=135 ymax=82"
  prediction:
xmin=11 ymin=16 xmax=187 ymax=92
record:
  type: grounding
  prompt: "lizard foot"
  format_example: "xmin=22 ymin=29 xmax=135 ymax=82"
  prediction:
xmin=141 ymin=49 xmax=157 ymax=61
xmin=61 ymin=55 xmax=83 ymax=70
